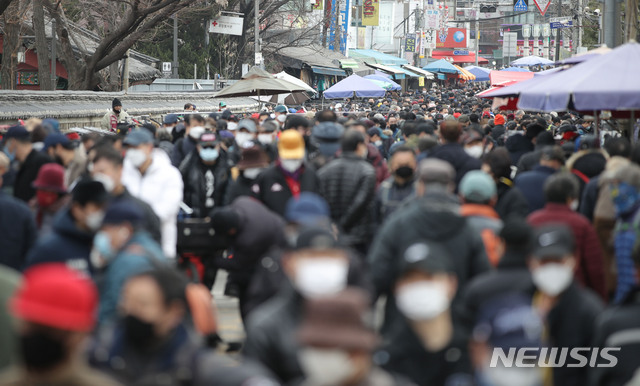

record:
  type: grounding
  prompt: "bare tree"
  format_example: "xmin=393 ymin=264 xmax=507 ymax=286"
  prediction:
xmin=42 ymin=0 xmax=195 ymax=90
xmin=32 ymin=0 xmax=52 ymax=90
xmin=1 ymin=0 xmax=27 ymax=90
xmin=0 ymin=0 xmax=15 ymax=16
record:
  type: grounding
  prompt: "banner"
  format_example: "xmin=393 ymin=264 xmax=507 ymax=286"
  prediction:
xmin=436 ymin=28 xmax=467 ymax=48
xmin=209 ymin=16 xmax=244 ymax=36
xmin=312 ymin=0 xmax=323 ymax=11
xmin=425 ymin=9 xmax=439 ymax=30
xmin=419 ymin=77 xmax=425 ymax=87
xmin=358 ymin=27 xmax=366 ymax=49
xmin=405 ymin=34 xmax=417 ymax=52
xmin=362 ymin=0 xmax=379 ymax=26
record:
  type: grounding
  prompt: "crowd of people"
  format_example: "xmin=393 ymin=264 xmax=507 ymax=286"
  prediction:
xmin=0 ymin=85 xmax=639 ymax=386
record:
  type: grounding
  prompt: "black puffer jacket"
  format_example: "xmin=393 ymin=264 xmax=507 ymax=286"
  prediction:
xmin=317 ymin=152 xmax=377 ymax=246
xmin=179 ymin=150 xmax=231 ymax=218
xmin=251 ymin=163 xmax=322 ymax=217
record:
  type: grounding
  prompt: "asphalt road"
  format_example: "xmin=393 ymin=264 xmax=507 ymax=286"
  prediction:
xmin=212 ymin=270 xmax=245 ymax=344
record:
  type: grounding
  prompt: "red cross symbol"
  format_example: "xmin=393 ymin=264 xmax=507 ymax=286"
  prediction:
xmin=212 ymin=21 xmax=218 ymax=27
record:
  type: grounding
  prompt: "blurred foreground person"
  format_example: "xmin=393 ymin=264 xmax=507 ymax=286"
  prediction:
xmin=0 ymin=152 xmax=37 ymax=271
xmin=4 ymin=125 xmax=52 ymax=202
xmin=375 ymin=242 xmax=473 ymax=385
xmin=25 ymin=180 xmax=109 ymax=275
xmin=92 ymin=201 xmax=166 ymax=325
xmin=527 ymin=225 xmax=604 ymax=386
xmin=90 ymin=267 xmax=277 ymax=386
xmin=30 ymin=163 xmax=69 ymax=236
xmin=243 ymin=227 xmax=371 ymax=384
xmin=296 ymin=289 xmax=414 ymax=386
xmin=0 ymin=264 xmax=120 ymax=385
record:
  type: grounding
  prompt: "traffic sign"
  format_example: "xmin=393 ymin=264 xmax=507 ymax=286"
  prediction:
xmin=514 ymin=0 xmax=528 ymax=12
xmin=533 ymin=0 xmax=551 ymax=15
xmin=162 ymin=62 xmax=172 ymax=72
xmin=503 ymin=32 xmax=518 ymax=57
xmin=550 ymin=17 xmax=573 ymax=29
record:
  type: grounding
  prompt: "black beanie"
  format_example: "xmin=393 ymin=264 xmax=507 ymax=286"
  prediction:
xmin=112 ymin=98 xmax=122 ymax=109
xmin=72 ymin=179 xmax=110 ymax=206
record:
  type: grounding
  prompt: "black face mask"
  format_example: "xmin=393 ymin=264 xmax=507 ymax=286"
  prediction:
xmin=113 ymin=108 xmax=120 ymax=115
xmin=20 ymin=331 xmax=67 ymax=371
xmin=389 ymin=124 xmax=398 ymax=131
xmin=394 ymin=166 xmax=414 ymax=179
xmin=123 ymin=314 xmax=156 ymax=348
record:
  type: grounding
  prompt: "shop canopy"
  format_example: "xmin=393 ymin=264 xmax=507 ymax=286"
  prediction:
xmin=323 ymin=74 xmax=387 ymax=99
xmin=464 ymin=66 xmax=491 ymax=82
xmin=364 ymin=75 xmax=402 ymax=91
xmin=216 ymin=66 xmax=308 ymax=98
xmin=401 ymin=64 xmax=435 ymax=79
xmin=510 ymin=55 xmax=554 ymax=67
xmin=555 ymin=45 xmax=611 ymax=65
xmin=423 ymin=59 xmax=460 ymax=74
xmin=454 ymin=65 xmax=476 ymax=80
xmin=517 ymin=42 xmax=640 ymax=112
xmin=489 ymin=70 xmax=534 ymax=86
xmin=348 ymin=49 xmax=408 ymax=65
xmin=502 ymin=66 xmax=531 ymax=72
xmin=430 ymin=51 xmax=489 ymax=64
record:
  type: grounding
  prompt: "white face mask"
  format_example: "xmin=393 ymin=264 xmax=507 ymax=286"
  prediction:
xmin=281 ymin=158 xmax=303 ymax=173
xmin=569 ymin=200 xmax=579 ymax=211
xmin=243 ymin=168 xmax=263 ymax=180
xmin=85 ymin=210 xmax=105 ymax=232
xmin=276 ymin=115 xmax=287 ymax=123
xmin=295 ymin=258 xmax=348 ymax=298
xmin=465 ymin=145 xmax=484 ymax=159
xmin=532 ymin=262 xmax=574 ymax=296
xmin=227 ymin=122 xmax=238 ymax=131
xmin=374 ymin=140 xmax=383 ymax=147
xmin=126 ymin=148 xmax=148 ymax=168
xmin=93 ymin=173 xmax=115 ymax=193
xmin=396 ymin=281 xmax=450 ymax=320
xmin=235 ymin=132 xmax=254 ymax=147
xmin=258 ymin=133 xmax=273 ymax=145
xmin=298 ymin=348 xmax=354 ymax=385
xmin=481 ymin=363 xmax=543 ymax=386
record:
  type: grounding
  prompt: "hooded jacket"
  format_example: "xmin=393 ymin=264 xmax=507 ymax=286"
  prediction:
xmin=122 ymin=149 xmax=183 ymax=258
xmin=179 ymin=149 xmax=231 ymax=218
xmin=25 ymin=207 xmax=94 ymax=276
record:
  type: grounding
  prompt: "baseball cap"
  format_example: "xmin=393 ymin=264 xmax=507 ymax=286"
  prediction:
xmin=4 ymin=125 xmax=30 ymax=141
xmin=102 ymin=200 xmax=144 ymax=227
xmin=163 ymin=114 xmax=178 ymax=125
xmin=401 ymin=241 xmax=454 ymax=275
xmin=367 ymin=127 xmax=389 ymax=140
xmin=123 ymin=129 xmax=154 ymax=146
xmin=199 ymin=132 xmax=219 ymax=147
xmin=278 ymin=129 xmax=305 ymax=159
xmin=11 ymin=263 xmax=98 ymax=331
xmin=459 ymin=170 xmax=496 ymax=203
xmin=43 ymin=133 xmax=72 ymax=151
xmin=237 ymin=119 xmax=257 ymax=133
xmin=531 ymin=225 xmax=575 ymax=259
xmin=219 ymin=101 xmax=227 ymax=108
xmin=285 ymin=193 xmax=330 ymax=226
xmin=274 ymin=105 xmax=288 ymax=113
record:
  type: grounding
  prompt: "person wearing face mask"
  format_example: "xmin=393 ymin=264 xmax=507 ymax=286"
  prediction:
xmin=226 ymin=145 xmax=269 ymax=204
xmin=367 ymin=127 xmax=390 ymax=159
xmin=90 ymin=266 xmax=279 ymax=385
xmin=90 ymin=146 xmax=161 ymax=244
xmin=43 ymin=133 xmax=87 ymax=188
xmin=376 ymin=242 xmax=473 ymax=386
xmin=30 ymin=163 xmax=70 ymax=236
xmin=528 ymin=172 xmax=607 ymax=300
xmin=307 ymin=121 xmax=344 ymax=170
xmin=0 ymin=264 xmax=121 ymax=386
xmin=469 ymin=295 xmax=544 ymax=386
xmin=233 ymin=119 xmax=258 ymax=149
xmin=91 ymin=201 xmax=166 ymax=325
xmin=170 ymin=114 xmax=206 ymax=167
xmin=179 ymin=132 xmax=230 ymax=219
xmin=375 ymin=146 xmax=416 ymax=222
xmin=122 ymin=129 xmax=183 ymax=259
xmin=295 ymin=289 xmax=413 ymax=386
xmin=459 ymin=171 xmax=503 ymax=266
xmin=274 ymin=105 xmax=288 ymax=128
xmin=244 ymin=226 xmax=371 ymax=384
xmin=25 ymin=179 xmax=109 ymax=276
xmin=251 ymin=130 xmax=322 ymax=217
xmin=318 ymin=130 xmax=376 ymax=255
xmin=0 ymin=152 xmax=37 ymax=272
xmin=100 ymin=98 xmax=131 ymax=132
xmin=257 ymin=119 xmax=279 ymax=162
xmin=527 ymin=225 xmax=604 ymax=386
xmin=3 ymin=125 xmax=53 ymax=203
xmin=462 ymin=131 xmax=485 ymax=159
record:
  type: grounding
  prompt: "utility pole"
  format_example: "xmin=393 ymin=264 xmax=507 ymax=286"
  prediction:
xmin=172 ymin=14 xmax=179 ymax=78
xmin=555 ymin=0 xmax=562 ymax=61
xmin=625 ymin=0 xmax=638 ymax=41
xmin=603 ymin=0 xmax=619 ymax=47
xmin=475 ymin=3 xmax=479 ymax=66
xmin=123 ymin=49 xmax=130 ymax=93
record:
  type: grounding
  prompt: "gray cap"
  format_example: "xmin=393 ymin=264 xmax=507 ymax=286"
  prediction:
xmin=531 ymin=225 xmax=575 ymax=259
xmin=123 ymin=129 xmax=154 ymax=146
xmin=237 ymin=119 xmax=257 ymax=133
xmin=418 ymin=159 xmax=455 ymax=185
